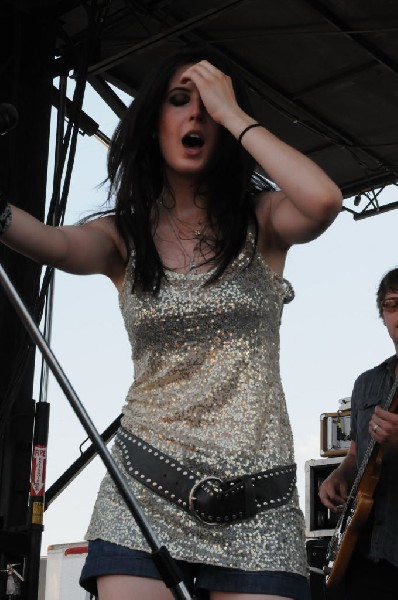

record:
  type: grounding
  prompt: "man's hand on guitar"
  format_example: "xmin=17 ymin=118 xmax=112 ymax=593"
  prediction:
xmin=369 ymin=405 xmax=398 ymax=448
xmin=318 ymin=470 xmax=350 ymax=512
xmin=318 ymin=448 xmax=357 ymax=513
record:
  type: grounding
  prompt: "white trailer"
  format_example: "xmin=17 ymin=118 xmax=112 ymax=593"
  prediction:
xmin=44 ymin=542 xmax=90 ymax=600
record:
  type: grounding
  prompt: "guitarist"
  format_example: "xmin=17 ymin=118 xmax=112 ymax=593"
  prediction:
xmin=318 ymin=268 xmax=398 ymax=600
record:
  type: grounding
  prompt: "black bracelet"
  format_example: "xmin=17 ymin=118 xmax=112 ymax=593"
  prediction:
xmin=238 ymin=122 xmax=262 ymax=145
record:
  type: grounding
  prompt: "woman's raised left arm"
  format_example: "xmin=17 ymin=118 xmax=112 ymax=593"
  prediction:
xmin=232 ymin=122 xmax=343 ymax=246
xmin=182 ymin=60 xmax=342 ymax=247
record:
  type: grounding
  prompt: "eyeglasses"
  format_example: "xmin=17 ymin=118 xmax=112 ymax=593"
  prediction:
xmin=381 ymin=297 xmax=398 ymax=312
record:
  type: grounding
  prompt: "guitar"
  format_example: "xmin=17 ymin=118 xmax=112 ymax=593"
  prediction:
xmin=324 ymin=376 xmax=398 ymax=588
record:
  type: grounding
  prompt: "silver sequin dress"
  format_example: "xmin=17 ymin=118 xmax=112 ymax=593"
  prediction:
xmin=85 ymin=228 xmax=308 ymax=575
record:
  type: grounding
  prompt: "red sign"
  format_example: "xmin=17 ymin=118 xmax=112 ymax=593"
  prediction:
xmin=30 ymin=445 xmax=47 ymax=496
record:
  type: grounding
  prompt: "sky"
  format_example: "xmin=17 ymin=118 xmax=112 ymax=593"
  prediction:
xmin=34 ymin=83 xmax=398 ymax=555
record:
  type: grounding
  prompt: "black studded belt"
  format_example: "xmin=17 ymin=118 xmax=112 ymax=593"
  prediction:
xmin=115 ymin=427 xmax=296 ymax=526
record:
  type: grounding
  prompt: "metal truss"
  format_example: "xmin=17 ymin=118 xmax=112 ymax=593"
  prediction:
xmin=342 ymin=182 xmax=398 ymax=220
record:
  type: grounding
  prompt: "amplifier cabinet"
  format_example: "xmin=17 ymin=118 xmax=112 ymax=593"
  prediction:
xmin=320 ymin=409 xmax=351 ymax=457
xmin=306 ymin=538 xmax=346 ymax=600
xmin=305 ymin=457 xmax=342 ymax=538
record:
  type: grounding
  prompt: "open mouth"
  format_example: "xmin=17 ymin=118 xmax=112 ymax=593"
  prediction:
xmin=182 ymin=133 xmax=204 ymax=148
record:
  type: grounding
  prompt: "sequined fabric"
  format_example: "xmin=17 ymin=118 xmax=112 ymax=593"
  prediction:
xmin=85 ymin=228 xmax=308 ymax=575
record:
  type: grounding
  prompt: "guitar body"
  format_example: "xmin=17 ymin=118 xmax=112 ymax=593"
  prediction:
xmin=325 ymin=382 xmax=398 ymax=588
xmin=325 ymin=490 xmax=374 ymax=587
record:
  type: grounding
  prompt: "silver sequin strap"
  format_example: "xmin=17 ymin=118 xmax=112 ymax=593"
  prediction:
xmin=115 ymin=428 xmax=296 ymax=526
xmin=0 ymin=203 xmax=12 ymax=235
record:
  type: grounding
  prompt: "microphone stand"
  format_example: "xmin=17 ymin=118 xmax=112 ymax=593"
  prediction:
xmin=0 ymin=262 xmax=192 ymax=600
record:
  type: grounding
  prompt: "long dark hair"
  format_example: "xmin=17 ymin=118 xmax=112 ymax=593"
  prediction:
xmin=107 ymin=45 xmax=271 ymax=292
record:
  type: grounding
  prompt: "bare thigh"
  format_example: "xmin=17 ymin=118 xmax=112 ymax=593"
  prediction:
xmin=97 ymin=576 xmax=293 ymax=600
xmin=97 ymin=575 xmax=174 ymax=600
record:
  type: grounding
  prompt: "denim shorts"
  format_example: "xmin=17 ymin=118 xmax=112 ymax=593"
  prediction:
xmin=80 ymin=539 xmax=310 ymax=599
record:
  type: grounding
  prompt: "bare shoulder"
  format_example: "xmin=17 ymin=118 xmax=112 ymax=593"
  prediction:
xmin=254 ymin=189 xmax=285 ymax=227
xmin=81 ymin=215 xmax=128 ymax=288
xmin=85 ymin=215 xmax=128 ymax=263
xmin=253 ymin=191 xmax=289 ymax=276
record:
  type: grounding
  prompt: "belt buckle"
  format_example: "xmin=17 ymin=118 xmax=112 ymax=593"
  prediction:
xmin=188 ymin=476 xmax=223 ymax=526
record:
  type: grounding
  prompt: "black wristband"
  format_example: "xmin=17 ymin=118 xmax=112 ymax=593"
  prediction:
xmin=238 ymin=123 xmax=262 ymax=145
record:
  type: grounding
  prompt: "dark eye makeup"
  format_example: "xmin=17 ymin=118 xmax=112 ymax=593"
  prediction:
xmin=168 ymin=92 xmax=190 ymax=106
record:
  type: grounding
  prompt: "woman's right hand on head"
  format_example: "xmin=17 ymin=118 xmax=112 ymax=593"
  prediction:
xmin=179 ymin=60 xmax=247 ymax=129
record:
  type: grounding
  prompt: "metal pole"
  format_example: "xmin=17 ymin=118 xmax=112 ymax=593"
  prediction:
xmin=26 ymin=402 xmax=50 ymax=600
xmin=0 ymin=262 xmax=192 ymax=600
xmin=37 ymin=74 xmax=67 ymax=405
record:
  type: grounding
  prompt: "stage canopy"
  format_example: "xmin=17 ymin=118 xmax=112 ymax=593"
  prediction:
xmin=9 ymin=0 xmax=398 ymax=219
